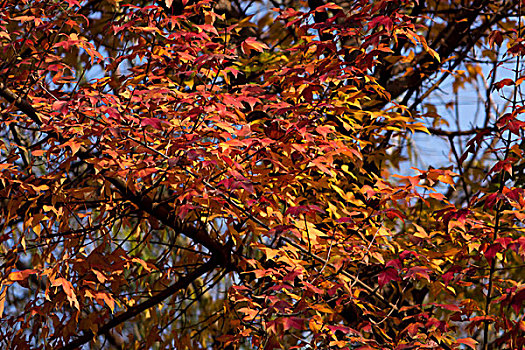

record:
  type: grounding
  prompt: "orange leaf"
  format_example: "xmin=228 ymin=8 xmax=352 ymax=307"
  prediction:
xmin=0 ymin=287 xmax=7 ymax=318
xmin=455 ymin=337 xmax=478 ymax=349
xmin=96 ymin=292 xmax=115 ymax=312
xmin=52 ymin=277 xmax=79 ymax=310
xmin=9 ymin=269 xmax=37 ymax=281
xmin=131 ymin=257 xmax=152 ymax=272
xmin=241 ymin=37 xmax=269 ymax=55
xmin=93 ymin=270 xmax=107 ymax=283
xmin=238 ymin=307 xmax=259 ymax=321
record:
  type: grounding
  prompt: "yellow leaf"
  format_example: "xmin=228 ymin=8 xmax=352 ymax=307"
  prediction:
xmin=427 ymin=47 xmax=440 ymax=62
xmin=413 ymin=223 xmax=429 ymax=239
xmin=33 ymin=224 xmax=41 ymax=236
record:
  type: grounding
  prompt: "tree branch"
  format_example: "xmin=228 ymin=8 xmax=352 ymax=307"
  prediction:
xmin=0 ymin=82 xmax=42 ymax=124
xmin=105 ymin=177 xmax=232 ymax=266
xmin=426 ymin=126 xmax=495 ymax=137
xmin=376 ymin=0 xmax=516 ymax=108
xmin=0 ymin=79 xmax=232 ymax=267
xmin=57 ymin=259 xmax=218 ymax=350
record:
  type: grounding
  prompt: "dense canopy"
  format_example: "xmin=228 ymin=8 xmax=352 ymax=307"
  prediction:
xmin=0 ymin=0 xmax=524 ymax=349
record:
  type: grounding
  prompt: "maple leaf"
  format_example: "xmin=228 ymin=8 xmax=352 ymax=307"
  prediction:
xmin=378 ymin=268 xmax=400 ymax=287
xmin=141 ymin=117 xmax=164 ymax=130
xmin=1 ymin=0 xmax=524 ymax=349
xmin=241 ymin=37 xmax=269 ymax=55
xmin=282 ymin=317 xmax=304 ymax=331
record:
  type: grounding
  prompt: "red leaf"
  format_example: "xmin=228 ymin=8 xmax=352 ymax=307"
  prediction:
xmin=483 ymin=193 xmax=499 ymax=210
xmin=511 ymin=286 xmax=525 ymax=314
xmin=283 ymin=269 xmax=302 ymax=283
xmin=490 ymin=158 xmax=516 ymax=175
xmin=52 ymin=100 xmax=68 ymax=114
xmin=326 ymin=325 xmax=353 ymax=334
xmin=405 ymin=322 xmax=423 ymax=336
xmin=484 ymin=243 xmax=503 ymax=262
xmin=386 ymin=259 xmax=401 ymax=269
xmin=488 ymin=30 xmax=503 ymax=47
xmin=141 ymin=118 xmax=163 ymax=130
xmin=508 ymin=43 xmax=525 ymax=56
xmin=508 ymin=120 xmax=525 ymax=135
xmin=494 ymin=78 xmax=514 ymax=90
xmin=285 ymin=205 xmax=324 ymax=217
xmin=378 ymin=268 xmax=400 ymax=288
xmin=282 ymin=317 xmax=304 ymax=331
xmin=336 ymin=217 xmax=354 ymax=223
xmin=433 ymin=303 xmax=461 ymax=312
xmin=405 ymin=266 xmax=431 ymax=282
xmin=384 ymin=208 xmax=406 ymax=222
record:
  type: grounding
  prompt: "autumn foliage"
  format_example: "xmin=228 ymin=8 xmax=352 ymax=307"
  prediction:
xmin=0 ymin=0 xmax=525 ymax=349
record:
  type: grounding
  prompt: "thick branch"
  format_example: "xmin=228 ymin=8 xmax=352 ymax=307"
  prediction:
xmin=0 ymin=82 xmax=42 ymax=124
xmin=0 ymin=80 xmax=232 ymax=267
xmin=1 ymin=77 xmax=235 ymax=349
xmin=106 ymin=177 xmax=232 ymax=266
xmin=57 ymin=259 xmax=217 ymax=350
xmin=378 ymin=0 xmax=516 ymax=106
